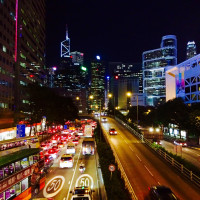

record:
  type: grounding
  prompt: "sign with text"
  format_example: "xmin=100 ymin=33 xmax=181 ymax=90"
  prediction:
xmin=16 ymin=124 xmax=26 ymax=138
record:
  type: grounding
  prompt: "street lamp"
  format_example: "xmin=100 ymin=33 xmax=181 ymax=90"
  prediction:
xmin=126 ymin=92 xmax=132 ymax=110
xmin=108 ymin=93 xmax=115 ymax=116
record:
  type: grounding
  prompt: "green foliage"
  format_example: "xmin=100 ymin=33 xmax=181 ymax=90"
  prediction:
xmin=152 ymin=145 xmax=200 ymax=176
xmin=94 ymin=124 xmax=131 ymax=200
xmin=26 ymin=83 xmax=78 ymax=126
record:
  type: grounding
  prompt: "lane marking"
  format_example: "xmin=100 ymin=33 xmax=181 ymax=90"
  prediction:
xmin=66 ymin=150 xmax=81 ymax=200
xmin=136 ymin=154 xmax=141 ymax=162
xmin=144 ymin=165 xmax=153 ymax=176
xmin=129 ymin=146 xmax=134 ymax=151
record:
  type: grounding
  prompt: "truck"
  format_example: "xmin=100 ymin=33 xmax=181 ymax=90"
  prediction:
xmin=84 ymin=124 xmax=93 ymax=137
xmin=140 ymin=127 xmax=163 ymax=144
xmin=82 ymin=138 xmax=95 ymax=155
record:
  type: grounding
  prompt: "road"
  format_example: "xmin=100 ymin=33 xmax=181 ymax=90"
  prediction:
xmin=101 ymin=117 xmax=200 ymax=200
xmin=34 ymin=138 xmax=100 ymax=200
xmin=161 ymin=140 xmax=200 ymax=169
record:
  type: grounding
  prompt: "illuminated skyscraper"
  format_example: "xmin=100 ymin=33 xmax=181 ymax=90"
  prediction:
xmin=61 ymin=25 xmax=70 ymax=58
xmin=186 ymin=41 xmax=197 ymax=59
xmin=143 ymin=35 xmax=177 ymax=106
xmin=54 ymin=28 xmax=88 ymax=114
xmin=90 ymin=56 xmax=106 ymax=111
xmin=0 ymin=0 xmax=46 ymax=126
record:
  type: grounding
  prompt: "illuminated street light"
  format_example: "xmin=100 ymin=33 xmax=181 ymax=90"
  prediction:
xmin=89 ymin=95 xmax=94 ymax=100
xmin=76 ymin=97 xmax=80 ymax=100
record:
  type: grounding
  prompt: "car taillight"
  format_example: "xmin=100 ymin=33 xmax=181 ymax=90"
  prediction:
xmin=45 ymin=159 xmax=49 ymax=163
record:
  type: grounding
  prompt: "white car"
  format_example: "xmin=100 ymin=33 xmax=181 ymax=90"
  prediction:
xmin=59 ymin=154 xmax=74 ymax=168
xmin=101 ymin=117 xmax=107 ymax=122
xmin=66 ymin=142 xmax=76 ymax=154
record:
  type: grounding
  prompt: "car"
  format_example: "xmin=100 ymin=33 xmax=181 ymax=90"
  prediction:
xmin=40 ymin=143 xmax=49 ymax=151
xmin=152 ymin=139 xmax=162 ymax=145
xmin=47 ymin=149 xmax=59 ymax=159
xmin=59 ymin=154 xmax=74 ymax=168
xmin=72 ymin=139 xmax=79 ymax=145
xmin=66 ymin=142 xmax=76 ymax=154
xmin=109 ymin=128 xmax=117 ymax=135
xmin=70 ymin=194 xmax=92 ymax=200
xmin=57 ymin=142 xmax=65 ymax=148
xmin=174 ymin=139 xmax=187 ymax=147
xmin=44 ymin=154 xmax=54 ymax=167
xmin=149 ymin=185 xmax=178 ymax=200
xmin=101 ymin=117 xmax=107 ymax=122
xmin=71 ymin=186 xmax=93 ymax=196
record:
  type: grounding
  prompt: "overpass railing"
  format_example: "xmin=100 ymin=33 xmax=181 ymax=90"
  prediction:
xmin=115 ymin=117 xmax=200 ymax=188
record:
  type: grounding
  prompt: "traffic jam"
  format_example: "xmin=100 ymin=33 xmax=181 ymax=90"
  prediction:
xmin=36 ymin=119 xmax=97 ymax=200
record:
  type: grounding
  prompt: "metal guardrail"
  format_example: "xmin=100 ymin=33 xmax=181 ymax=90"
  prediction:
xmin=101 ymin=124 xmax=138 ymax=200
xmin=115 ymin=117 xmax=200 ymax=188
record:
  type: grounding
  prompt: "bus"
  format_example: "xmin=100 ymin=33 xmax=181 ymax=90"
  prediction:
xmin=0 ymin=148 xmax=45 ymax=200
xmin=0 ymin=136 xmax=40 ymax=151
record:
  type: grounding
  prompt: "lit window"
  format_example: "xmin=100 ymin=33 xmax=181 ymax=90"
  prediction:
xmin=3 ymin=46 xmax=6 ymax=52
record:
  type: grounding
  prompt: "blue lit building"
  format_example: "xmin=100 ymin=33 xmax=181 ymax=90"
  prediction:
xmin=166 ymin=53 xmax=200 ymax=105
xmin=186 ymin=41 xmax=196 ymax=60
xmin=143 ymin=35 xmax=177 ymax=106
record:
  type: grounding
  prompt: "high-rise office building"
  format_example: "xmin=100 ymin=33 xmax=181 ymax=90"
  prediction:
xmin=186 ymin=41 xmax=197 ymax=59
xmin=108 ymin=62 xmax=143 ymax=109
xmin=70 ymin=51 xmax=84 ymax=66
xmin=90 ymin=56 xmax=106 ymax=111
xmin=54 ymin=28 xmax=88 ymax=114
xmin=143 ymin=35 xmax=177 ymax=106
xmin=0 ymin=0 xmax=46 ymax=127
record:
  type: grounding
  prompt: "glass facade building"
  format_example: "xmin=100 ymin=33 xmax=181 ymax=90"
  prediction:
xmin=143 ymin=35 xmax=177 ymax=106
xmin=186 ymin=41 xmax=196 ymax=60
xmin=0 ymin=0 xmax=46 ymax=126
xmin=90 ymin=58 xmax=106 ymax=111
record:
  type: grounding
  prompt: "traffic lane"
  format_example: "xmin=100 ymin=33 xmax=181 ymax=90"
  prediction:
xmin=66 ymin=152 xmax=99 ymax=200
xmin=161 ymin=140 xmax=200 ymax=169
xmin=35 ymin=143 xmax=81 ymax=200
xmin=102 ymin=119 xmax=200 ymax=200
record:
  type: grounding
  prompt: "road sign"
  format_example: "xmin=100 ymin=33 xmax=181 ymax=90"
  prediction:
xmin=109 ymin=164 xmax=116 ymax=172
xmin=16 ymin=124 xmax=26 ymax=138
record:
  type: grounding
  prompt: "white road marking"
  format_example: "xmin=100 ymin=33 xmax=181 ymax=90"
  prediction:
xmin=129 ymin=146 xmax=134 ymax=151
xmin=66 ymin=150 xmax=81 ymax=200
xmin=158 ymin=182 xmax=161 ymax=185
xmin=144 ymin=165 xmax=153 ymax=176
xmin=125 ymin=140 xmax=128 ymax=144
xmin=68 ymin=181 xmax=70 ymax=184
xmin=136 ymin=154 xmax=141 ymax=162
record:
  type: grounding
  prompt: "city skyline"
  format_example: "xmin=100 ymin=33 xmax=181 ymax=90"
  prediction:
xmin=46 ymin=0 xmax=200 ymax=67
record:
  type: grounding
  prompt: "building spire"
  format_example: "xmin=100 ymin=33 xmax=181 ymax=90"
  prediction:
xmin=66 ymin=24 xmax=68 ymax=40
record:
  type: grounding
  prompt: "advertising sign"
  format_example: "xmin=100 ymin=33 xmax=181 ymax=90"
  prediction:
xmin=16 ymin=124 xmax=26 ymax=138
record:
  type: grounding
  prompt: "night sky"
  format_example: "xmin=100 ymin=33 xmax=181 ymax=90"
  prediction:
xmin=46 ymin=0 xmax=200 ymax=67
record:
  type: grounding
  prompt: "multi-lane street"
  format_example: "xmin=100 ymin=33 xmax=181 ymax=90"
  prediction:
xmin=161 ymin=140 xmax=200 ymax=169
xmin=34 ymin=138 xmax=100 ymax=200
xmin=101 ymin=117 xmax=200 ymax=200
